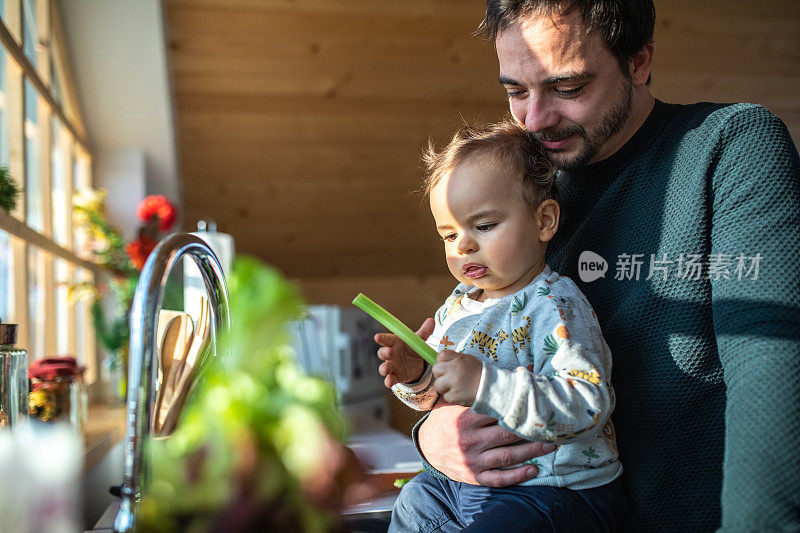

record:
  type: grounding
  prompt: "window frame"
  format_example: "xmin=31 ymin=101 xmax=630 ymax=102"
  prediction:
xmin=0 ymin=0 xmax=100 ymax=397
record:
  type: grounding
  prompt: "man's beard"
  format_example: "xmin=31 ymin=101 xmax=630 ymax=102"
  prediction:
xmin=536 ymin=76 xmax=633 ymax=171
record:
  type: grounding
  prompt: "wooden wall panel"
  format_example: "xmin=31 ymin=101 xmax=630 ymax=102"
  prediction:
xmin=652 ymin=1 xmax=800 ymax=140
xmin=166 ymin=0 xmax=506 ymax=282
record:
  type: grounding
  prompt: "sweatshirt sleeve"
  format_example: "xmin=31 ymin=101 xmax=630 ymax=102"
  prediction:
xmin=708 ymin=106 xmax=800 ymax=531
xmin=471 ymin=281 xmax=614 ymax=443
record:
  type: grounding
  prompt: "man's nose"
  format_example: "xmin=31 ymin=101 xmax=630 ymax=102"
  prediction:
xmin=516 ymin=96 xmax=559 ymax=133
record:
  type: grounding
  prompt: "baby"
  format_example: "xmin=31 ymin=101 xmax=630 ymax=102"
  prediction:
xmin=375 ymin=120 xmax=626 ymax=531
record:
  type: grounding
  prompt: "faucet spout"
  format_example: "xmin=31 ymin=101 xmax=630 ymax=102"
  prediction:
xmin=113 ymin=233 xmax=230 ymax=532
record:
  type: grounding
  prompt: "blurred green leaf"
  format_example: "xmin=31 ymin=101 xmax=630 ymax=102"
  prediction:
xmin=0 ymin=166 xmax=19 ymax=214
xmin=139 ymin=256 xmax=346 ymax=532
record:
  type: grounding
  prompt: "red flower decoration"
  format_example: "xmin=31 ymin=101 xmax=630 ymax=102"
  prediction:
xmin=136 ymin=195 xmax=176 ymax=231
xmin=126 ymin=234 xmax=158 ymax=271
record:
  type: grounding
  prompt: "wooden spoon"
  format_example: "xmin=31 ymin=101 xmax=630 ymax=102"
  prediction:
xmin=155 ymin=311 xmax=182 ymax=383
xmin=155 ymin=311 xmax=194 ymax=432
xmin=154 ymin=311 xmax=181 ymax=429
xmin=160 ymin=298 xmax=212 ymax=435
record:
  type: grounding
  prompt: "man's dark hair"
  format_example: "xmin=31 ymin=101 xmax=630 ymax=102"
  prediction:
xmin=479 ymin=0 xmax=655 ymax=83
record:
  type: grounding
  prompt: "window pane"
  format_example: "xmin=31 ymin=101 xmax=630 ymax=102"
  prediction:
xmin=24 ymin=78 xmax=41 ymax=231
xmin=0 ymin=47 xmax=8 ymax=167
xmin=0 ymin=229 xmax=13 ymax=321
xmin=75 ymin=266 xmax=92 ymax=369
xmin=74 ymin=150 xmax=89 ymax=189
xmin=27 ymin=244 xmax=44 ymax=360
xmin=52 ymin=117 xmax=69 ymax=246
xmin=72 ymin=151 xmax=90 ymax=256
xmin=50 ymin=59 xmax=61 ymax=106
xmin=21 ymin=0 xmax=37 ymax=69
xmin=54 ymin=257 xmax=70 ymax=354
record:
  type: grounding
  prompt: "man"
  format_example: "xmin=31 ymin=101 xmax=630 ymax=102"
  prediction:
xmin=412 ymin=1 xmax=800 ymax=530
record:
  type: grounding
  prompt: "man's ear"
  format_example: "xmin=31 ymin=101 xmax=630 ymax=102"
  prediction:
xmin=537 ymin=199 xmax=560 ymax=242
xmin=630 ymin=42 xmax=654 ymax=87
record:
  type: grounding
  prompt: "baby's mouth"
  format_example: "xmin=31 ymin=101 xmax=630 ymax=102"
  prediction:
xmin=463 ymin=263 xmax=488 ymax=279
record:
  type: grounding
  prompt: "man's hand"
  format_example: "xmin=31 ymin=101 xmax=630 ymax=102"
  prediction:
xmin=418 ymin=400 xmax=555 ymax=487
xmin=374 ymin=318 xmax=435 ymax=388
xmin=432 ymin=350 xmax=483 ymax=406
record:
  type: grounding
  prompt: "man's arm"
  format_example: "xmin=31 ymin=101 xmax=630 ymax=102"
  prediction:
xmin=710 ymin=105 xmax=800 ymax=531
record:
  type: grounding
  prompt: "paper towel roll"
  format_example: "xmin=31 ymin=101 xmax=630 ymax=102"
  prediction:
xmin=191 ymin=230 xmax=234 ymax=276
xmin=183 ymin=222 xmax=235 ymax=322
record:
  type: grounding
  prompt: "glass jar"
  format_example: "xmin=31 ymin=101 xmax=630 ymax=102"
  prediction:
xmin=28 ymin=357 xmax=85 ymax=428
xmin=0 ymin=320 xmax=29 ymax=429
xmin=101 ymin=346 xmax=127 ymax=404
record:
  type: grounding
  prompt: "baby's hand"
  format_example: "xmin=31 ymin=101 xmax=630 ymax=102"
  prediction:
xmin=432 ymin=350 xmax=483 ymax=407
xmin=374 ymin=318 xmax=434 ymax=389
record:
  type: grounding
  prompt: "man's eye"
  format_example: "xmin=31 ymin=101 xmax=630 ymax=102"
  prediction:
xmin=476 ymin=223 xmax=496 ymax=232
xmin=442 ymin=233 xmax=457 ymax=242
xmin=506 ymin=89 xmax=526 ymax=99
xmin=554 ymin=85 xmax=583 ymax=97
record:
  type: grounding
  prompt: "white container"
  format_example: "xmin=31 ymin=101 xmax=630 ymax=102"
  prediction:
xmin=289 ymin=305 xmax=388 ymax=423
xmin=0 ymin=422 xmax=81 ymax=532
xmin=183 ymin=220 xmax=234 ymax=323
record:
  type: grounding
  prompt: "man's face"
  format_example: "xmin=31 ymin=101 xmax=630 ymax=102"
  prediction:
xmin=496 ymin=10 xmax=634 ymax=170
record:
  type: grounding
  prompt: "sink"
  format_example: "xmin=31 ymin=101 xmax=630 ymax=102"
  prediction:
xmin=89 ymin=417 xmax=419 ymax=532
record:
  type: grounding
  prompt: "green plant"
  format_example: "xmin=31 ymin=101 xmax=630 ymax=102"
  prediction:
xmin=138 ymin=257 xmax=353 ymax=532
xmin=69 ymin=190 xmax=180 ymax=399
xmin=70 ymin=190 xmax=181 ymax=351
xmin=0 ymin=166 xmax=20 ymax=214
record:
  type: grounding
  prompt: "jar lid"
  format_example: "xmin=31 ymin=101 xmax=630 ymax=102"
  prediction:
xmin=0 ymin=320 xmax=18 ymax=345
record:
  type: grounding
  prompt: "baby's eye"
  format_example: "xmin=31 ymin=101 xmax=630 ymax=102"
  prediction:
xmin=442 ymin=233 xmax=457 ymax=242
xmin=476 ymin=223 xmax=496 ymax=232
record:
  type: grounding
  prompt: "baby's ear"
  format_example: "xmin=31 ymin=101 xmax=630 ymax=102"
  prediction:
xmin=537 ymin=199 xmax=560 ymax=242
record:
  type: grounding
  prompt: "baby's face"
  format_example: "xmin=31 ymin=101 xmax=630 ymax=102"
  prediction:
xmin=429 ymin=157 xmax=548 ymax=299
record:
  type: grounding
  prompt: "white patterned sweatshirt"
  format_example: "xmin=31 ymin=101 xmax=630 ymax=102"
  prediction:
xmin=392 ymin=265 xmax=622 ymax=489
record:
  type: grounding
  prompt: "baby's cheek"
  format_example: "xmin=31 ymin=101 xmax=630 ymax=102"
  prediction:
xmin=445 ymin=256 xmax=463 ymax=278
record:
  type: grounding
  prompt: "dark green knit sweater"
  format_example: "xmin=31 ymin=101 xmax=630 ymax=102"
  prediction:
xmin=414 ymin=100 xmax=800 ymax=531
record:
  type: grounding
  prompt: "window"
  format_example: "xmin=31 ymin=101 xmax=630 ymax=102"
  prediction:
xmin=0 ymin=1 xmax=98 ymax=389
xmin=0 ymin=229 xmax=12 ymax=320
xmin=0 ymin=48 xmax=8 ymax=165
xmin=21 ymin=0 xmax=35 ymax=69
xmin=51 ymin=117 xmax=68 ymax=246
xmin=24 ymin=78 xmax=41 ymax=232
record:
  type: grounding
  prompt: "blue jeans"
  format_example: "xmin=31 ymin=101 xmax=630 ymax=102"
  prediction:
xmin=388 ymin=472 xmax=627 ymax=532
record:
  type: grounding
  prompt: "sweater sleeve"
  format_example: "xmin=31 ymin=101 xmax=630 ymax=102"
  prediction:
xmin=709 ymin=106 xmax=800 ymax=531
xmin=470 ymin=282 xmax=614 ymax=443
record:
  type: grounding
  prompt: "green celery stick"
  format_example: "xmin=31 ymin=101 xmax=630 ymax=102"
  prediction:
xmin=352 ymin=293 xmax=438 ymax=366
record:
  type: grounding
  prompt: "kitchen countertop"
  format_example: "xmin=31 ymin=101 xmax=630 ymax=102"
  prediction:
xmin=344 ymin=416 xmax=423 ymax=517
xmin=82 ymin=404 xmax=126 ymax=474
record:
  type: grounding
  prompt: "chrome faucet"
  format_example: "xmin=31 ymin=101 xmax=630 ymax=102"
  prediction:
xmin=113 ymin=233 xmax=230 ymax=532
